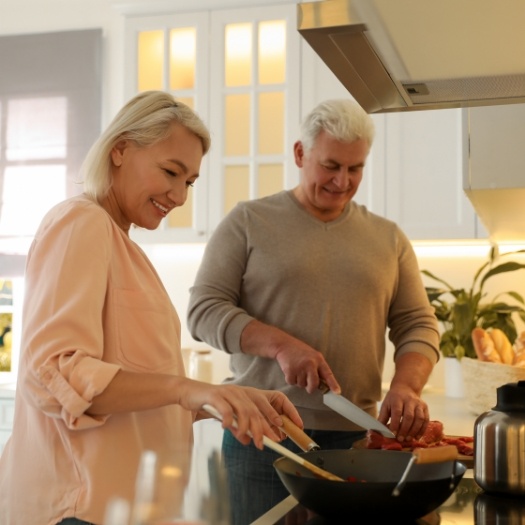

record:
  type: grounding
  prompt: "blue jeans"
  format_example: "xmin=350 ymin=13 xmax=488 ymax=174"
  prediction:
xmin=222 ymin=428 xmax=365 ymax=525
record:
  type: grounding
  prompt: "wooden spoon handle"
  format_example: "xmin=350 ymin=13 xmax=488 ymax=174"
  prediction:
xmin=261 ymin=436 xmax=345 ymax=482
xmin=202 ymin=404 xmax=344 ymax=482
xmin=280 ymin=415 xmax=320 ymax=452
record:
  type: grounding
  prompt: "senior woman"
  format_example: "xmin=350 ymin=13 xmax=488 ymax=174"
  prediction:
xmin=0 ymin=91 xmax=302 ymax=525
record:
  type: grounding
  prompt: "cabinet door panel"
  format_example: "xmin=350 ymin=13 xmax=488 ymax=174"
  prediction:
xmin=125 ymin=5 xmax=300 ymax=242
xmin=384 ymin=109 xmax=479 ymax=240
xmin=207 ymin=4 xmax=299 ymax=234
xmin=125 ymin=12 xmax=210 ymax=244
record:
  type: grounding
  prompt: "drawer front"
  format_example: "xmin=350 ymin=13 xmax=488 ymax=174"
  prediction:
xmin=0 ymin=429 xmax=11 ymax=455
xmin=0 ymin=397 xmax=15 ymax=430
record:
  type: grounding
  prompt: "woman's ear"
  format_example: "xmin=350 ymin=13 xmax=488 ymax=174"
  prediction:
xmin=111 ymin=140 xmax=127 ymax=167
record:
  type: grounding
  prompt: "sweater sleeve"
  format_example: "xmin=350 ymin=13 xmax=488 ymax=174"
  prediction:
xmin=187 ymin=204 xmax=255 ymax=354
xmin=388 ymin=228 xmax=440 ymax=365
xmin=19 ymin=201 xmax=121 ymax=429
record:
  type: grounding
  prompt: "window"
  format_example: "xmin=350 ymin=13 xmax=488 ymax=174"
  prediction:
xmin=0 ymin=29 xmax=102 ymax=249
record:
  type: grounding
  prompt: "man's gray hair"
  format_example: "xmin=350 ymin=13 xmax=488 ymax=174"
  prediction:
xmin=300 ymin=99 xmax=375 ymax=152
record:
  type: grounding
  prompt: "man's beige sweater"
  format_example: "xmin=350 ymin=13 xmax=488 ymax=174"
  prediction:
xmin=188 ymin=190 xmax=439 ymax=430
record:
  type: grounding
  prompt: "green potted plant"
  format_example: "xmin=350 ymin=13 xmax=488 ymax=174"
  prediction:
xmin=421 ymin=247 xmax=525 ymax=360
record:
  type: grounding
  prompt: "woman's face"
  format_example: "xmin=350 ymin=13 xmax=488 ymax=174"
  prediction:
xmin=108 ymin=121 xmax=204 ymax=231
xmin=293 ymin=129 xmax=370 ymax=222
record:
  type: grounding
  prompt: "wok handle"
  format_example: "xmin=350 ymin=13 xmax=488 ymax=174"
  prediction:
xmin=413 ymin=445 xmax=458 ymax=464
xmin=393 ymin=445 xmax=458 ymax=497
xmin=280 ymin=415 xmax=320 ymax=452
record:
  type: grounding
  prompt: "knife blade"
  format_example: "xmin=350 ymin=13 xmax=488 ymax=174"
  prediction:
xmin=321 ymin=386 xmax=396 ymax=438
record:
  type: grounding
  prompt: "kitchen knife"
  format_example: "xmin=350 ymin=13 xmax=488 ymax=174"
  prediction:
xmin=320 ymin=384 xmax=396 ymax=438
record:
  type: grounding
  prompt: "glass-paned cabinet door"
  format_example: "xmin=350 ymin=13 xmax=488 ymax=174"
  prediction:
xmin=125 ymin=12 xmax=210 ymax=243
xmin=208 ymin=4 xmax=300 ymax=233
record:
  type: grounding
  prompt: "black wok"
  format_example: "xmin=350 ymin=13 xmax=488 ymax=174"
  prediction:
xmin=273 ymin=448 xmax=467 ymax=521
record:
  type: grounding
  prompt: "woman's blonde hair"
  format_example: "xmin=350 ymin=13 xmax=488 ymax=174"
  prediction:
xmin=81 ymin=91 xmax=211 ymax=202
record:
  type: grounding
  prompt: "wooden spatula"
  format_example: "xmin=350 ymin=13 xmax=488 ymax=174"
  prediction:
xmin=202 ymin=404 xmax=345 ymax=482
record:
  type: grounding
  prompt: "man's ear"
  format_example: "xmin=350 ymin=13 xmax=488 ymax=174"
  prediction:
xmin=111 ymin=139 xmax=127 ymax=167
xmin=293 ymin=140 xmax=304 ymax=167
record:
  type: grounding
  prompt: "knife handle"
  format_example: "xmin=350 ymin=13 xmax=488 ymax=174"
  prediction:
xmin=280 ymin=415 xmax=320 ymax=451
xmin=318 ymin=380 xmax=330 ymax=394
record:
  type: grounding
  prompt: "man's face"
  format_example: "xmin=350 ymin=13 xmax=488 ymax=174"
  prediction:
xmin=293 ymin=129 xmax=370 ymax=222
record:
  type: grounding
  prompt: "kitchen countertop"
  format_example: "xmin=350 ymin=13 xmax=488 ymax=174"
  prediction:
xmin=420 ymin=389 xmax=479 ymax=436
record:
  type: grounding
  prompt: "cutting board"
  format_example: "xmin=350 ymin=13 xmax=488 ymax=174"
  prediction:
xmin=352 ymin=436 xmax=474 ymax=468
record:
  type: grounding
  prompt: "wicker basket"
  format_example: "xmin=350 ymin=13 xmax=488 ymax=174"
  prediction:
xmin=460 ymin=357 xmax=525 ymax=415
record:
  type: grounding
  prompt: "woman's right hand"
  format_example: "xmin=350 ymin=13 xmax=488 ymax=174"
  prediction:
xmin=177 ymin=379 xmax=303 ymax=449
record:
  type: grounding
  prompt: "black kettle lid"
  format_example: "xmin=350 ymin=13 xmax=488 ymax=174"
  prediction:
xmin=493 ymin=380 xmax=525 ymax=411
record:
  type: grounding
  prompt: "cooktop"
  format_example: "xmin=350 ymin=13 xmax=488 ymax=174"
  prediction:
xmin=252 ymin=475 xmax=525 ymax=525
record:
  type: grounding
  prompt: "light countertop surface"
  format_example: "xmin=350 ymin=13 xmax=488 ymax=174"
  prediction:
xmin=420 ymin=389 xmax=478 ymax=437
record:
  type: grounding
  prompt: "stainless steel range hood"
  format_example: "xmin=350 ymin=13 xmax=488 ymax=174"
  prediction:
xmin=298 ymin=0 xmax=525 ymax=114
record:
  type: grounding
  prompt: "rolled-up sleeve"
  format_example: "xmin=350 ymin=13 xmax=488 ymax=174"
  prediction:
xmin=36 ymin=357 xmax=120 ymax=429
xmin=19 ymin=200 xmax=122 ymax=429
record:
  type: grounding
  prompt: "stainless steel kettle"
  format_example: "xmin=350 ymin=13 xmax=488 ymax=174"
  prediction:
xmin=474 ymin=380 xmax=525 ymax=495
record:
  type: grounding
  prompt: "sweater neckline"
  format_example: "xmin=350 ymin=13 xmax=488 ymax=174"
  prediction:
xmin=285 ymin=190 xmax=352 ymax=227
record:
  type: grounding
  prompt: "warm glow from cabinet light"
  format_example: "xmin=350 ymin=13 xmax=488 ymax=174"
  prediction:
xmin=258 ymin=20 xmax=286 ymax=84
xmin=412 ymin=240 xmax=525 ymax=258
xmin=259 ymin=21 xmax=285 ymax=56
xmin=226 ymin=24 xmax=251 ymax=59
xmin=138 ymin=31 xmax=164 ymax=92
xmin=169 ymin=28 xmax=196 ymax=90
xmin=225 ymin=23 xmax=252 ymax=86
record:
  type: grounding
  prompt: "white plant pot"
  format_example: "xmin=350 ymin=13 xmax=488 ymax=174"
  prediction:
xmin=444 ymin=357 xmax=465 ymax=398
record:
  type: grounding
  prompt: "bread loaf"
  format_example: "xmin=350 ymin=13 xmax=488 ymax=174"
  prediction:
xmin=471 ymin=327 xmax=502 ymax=362
xmin=489 ymin=328 xmax=514 ymax=365
xmin=513 ymin=331 xmax=525 ymax=367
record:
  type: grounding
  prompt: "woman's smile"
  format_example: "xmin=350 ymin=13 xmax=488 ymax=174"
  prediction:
xmin=151 ymin=198 xmax=170 ymax=217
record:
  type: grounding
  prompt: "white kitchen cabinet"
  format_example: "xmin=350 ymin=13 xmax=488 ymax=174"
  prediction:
xmin=124 ymin=4 xmax=300 ymax=244
xmin=382 ymin=109 xmax=484 ymax=240
xmin=0 ymin=387 xmax=15 ymax=455
xmin=123 ymin=1 xmax=487 ymax=243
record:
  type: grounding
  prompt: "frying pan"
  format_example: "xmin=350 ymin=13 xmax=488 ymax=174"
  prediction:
xmin=275 ymin=419 xmax=467 ymax=520
xmin=274 ymin=449 xmax=466 ymax=520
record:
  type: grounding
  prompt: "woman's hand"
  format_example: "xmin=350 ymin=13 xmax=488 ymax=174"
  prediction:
xmin=178 ymin=380 xmax=303 ymax=449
